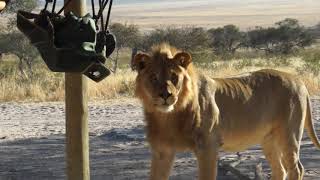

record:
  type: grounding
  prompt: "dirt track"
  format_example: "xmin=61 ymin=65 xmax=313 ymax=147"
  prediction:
xmin=0 ymin=98 xmax=319 ymax=180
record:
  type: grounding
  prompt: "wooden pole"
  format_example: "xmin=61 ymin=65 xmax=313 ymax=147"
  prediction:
xmin=64 ymin=1 xmax=90 ymax=180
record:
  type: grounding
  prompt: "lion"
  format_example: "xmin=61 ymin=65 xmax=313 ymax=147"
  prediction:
xmin=132 ymin=43 xmax=320 ymax=180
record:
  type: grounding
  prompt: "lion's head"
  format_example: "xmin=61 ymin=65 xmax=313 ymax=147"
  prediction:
xmin=133 ymin=44 xmax=197 ymax=113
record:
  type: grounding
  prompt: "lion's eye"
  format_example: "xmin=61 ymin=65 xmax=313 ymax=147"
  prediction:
xmin=171 ymin=73 xmax=178 ymax=85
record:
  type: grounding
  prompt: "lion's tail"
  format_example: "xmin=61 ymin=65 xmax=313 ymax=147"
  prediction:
xmin=305 ymin=96 xmax=320 ymax=149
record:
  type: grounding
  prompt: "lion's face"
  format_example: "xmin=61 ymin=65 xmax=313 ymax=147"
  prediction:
xmin=133 ymin=50 xmax=192 ymax=113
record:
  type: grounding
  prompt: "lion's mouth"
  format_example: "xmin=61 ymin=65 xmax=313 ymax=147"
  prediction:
xmin=153 ymin=100 xmax=177 ymax=113
xmin=151 ymin=95 xmax=178 ymax=112
xmin=156 ymin=104 xmax=175 ymax=112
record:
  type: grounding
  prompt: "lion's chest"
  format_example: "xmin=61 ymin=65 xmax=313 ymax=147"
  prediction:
xmin=146 ymin=114 xmax=196 ymax=150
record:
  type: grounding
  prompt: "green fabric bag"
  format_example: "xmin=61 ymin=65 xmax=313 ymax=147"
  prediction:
xmin=17 ymin=10 xmax=111 ymax=82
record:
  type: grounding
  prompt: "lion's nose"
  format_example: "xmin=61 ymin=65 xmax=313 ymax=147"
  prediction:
xmin=159 ymin=91 xmax=172 ymax=100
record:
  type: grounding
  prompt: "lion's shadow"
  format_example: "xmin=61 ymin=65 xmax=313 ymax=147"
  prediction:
xmin=1 ymin=126 xmax=319 ymax=180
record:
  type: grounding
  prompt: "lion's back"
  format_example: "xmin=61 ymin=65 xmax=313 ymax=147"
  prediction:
xmin=208 ymin=69 xmax=309 ymax=129
xmin=211 ymin=69 xmax=307 ymax=102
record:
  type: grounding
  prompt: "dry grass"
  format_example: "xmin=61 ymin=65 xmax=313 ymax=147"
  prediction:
xmin=0 ymin=65 xmax=65 ymax=102
xmin=0 ymin=56 xmax=319 ymax=102
xmin=87 ymin=69 xmax=136 ymax=100
xmin=0 ymin=62 xmax=137 ymax=102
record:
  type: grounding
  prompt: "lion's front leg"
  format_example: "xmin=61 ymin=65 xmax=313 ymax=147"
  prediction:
xmin=195 ymin=147 xmax=219 ymax=180
xmin=150 ymin=149 xmax=175 ymax=180
xmin=193 ymin=97 xmax=220 ymax=150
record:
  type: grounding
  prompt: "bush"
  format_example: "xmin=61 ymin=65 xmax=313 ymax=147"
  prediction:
xmin=208 ymin=25 xmax=244 ymax=55
xmin=246 ymin=18 xmax=314 ymax=55
xmin=141 ymin=26 xmax=210 ymax=51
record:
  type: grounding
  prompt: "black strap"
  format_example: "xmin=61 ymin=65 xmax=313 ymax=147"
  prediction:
xmin=105 ymin=0 xmax=112 ymax=29
xmin=57 ymin=0 xmax=72 ymax=15
xmin=99 ymin=0 xmax=105 ymax=31
xmin=91 ymin=0 xmax=96 ymax=18
xmin=95 ymin=0 xmax=108 ymax=22
xmin=51 ymin=0 xmax=56 ymax=13
xmin=42 ymin=0 xmax=72 ymax=15
xmin=44 ymin=0 xmax=49 ymax=11
xmin=93 ymin=0 xmax=113 ymax=32
xmin=41 ymin=0 xmax=113 ymax=31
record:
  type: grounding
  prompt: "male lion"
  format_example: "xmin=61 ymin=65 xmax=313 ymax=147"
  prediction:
xmin=132 ymin=43 xmax=320 ymax=180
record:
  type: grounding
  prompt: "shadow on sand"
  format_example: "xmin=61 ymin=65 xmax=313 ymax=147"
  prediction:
xmin=1 ymin=125 xmax=319 ymax=180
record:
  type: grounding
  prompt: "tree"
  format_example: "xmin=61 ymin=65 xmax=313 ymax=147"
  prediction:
xmin=0 ymin=0 xmax=38 ymax=78
xmin=208 ymin=25 xmax=244 ymax=55
xmin=276 ymin=18 xmax=314 ymax=54
xmin=141 ymin=27 xmax=184 ymax=51
xmin=246 ymin=26 xmax=279 ymax=53
xmin=247 ymin=18 xmax=314 ymax=54
xmin=0 ymin=31 xmax=39 ymax=78
xmin=141 ymin=26 xmax=209 ymax=51
xmin=307 ymin=23 xmax=320 ymax=39
xmin=2 ymin=0 xmax=37 ymax=13
xmin=181 ymin=27 xmax=210 ymax=51
xmin=109 ymin=23 xmax=142 ymax=72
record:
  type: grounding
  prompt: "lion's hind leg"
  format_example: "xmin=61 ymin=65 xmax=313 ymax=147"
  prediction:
xmin=274 ymin=97 xmax=305 ymax=180
xmin=262 ymin=137 xmax=286 ymax=180
xmin=280 ymin=98 xmax=306 ymax=180
xmin=277 ymin=131 xmax=304 ymax=180
xmin=282 ymin=148 xmax=304 ymax=180
xmin=280 ymin=120 xmax=305 ymax=180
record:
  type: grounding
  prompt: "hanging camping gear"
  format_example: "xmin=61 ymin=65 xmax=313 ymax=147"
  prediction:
xmin=16 ymin=0 xmax=116 ymax=82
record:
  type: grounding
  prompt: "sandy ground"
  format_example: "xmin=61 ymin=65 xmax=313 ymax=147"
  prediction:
xmin=0 ymin=98 xmax=320 ymax=180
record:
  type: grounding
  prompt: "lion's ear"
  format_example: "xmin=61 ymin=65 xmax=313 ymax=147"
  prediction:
xmin=173 ymin=52 xmax=192 ymax=68
xmin=132 ymin=53 xmax=150 ymax=71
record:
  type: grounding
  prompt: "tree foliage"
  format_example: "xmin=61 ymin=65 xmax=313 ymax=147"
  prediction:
xmin=109 ymin=23 xmax=142 ymax=72
xmin=247 ymin=18 xmax=314 ymax=54
xmin=246 ymin=27 xmax=279 ymax=53
xmin=0 ymin=30 xmax=39 ymax=77
xmin=208 ymin=25 xmax=244 ymax=55
xmin=110 ymin=23 xmax=142 ymax=49
xmin=1 ymin=0 xmax=37 ymax=14
xmin=141 ymin=26 xmax=209 ymax=52
xmin=0 ymin=0 xmax=38 ymax=78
